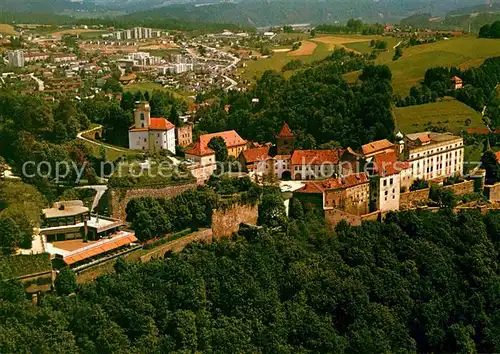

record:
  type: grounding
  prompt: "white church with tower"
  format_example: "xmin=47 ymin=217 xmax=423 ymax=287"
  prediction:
xmin=128 ymin=101 xmax=176 ymax=154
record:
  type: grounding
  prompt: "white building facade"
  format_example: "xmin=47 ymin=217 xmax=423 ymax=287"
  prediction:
xmin=403 ymin=132 xmax=464 ymax=182
xmin=128 ymin=101 xmax=176 ymax=154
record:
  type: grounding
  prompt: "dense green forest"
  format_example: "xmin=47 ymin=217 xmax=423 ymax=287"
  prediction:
xmin=0 ymin=11 xmax=244 ymax=33
xmin=315 ymin=19 xmax=384 ymax=35
xmin=198 ymin=50 xmax=394 ymax=149
xmin=2 ymin=208 xmax=500 ymax=352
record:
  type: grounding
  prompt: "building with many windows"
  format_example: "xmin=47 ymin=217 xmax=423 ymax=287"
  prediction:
xmin=401 ymin=132 xmax=464 ymax=182
xmin=6 ymin=50 xmax=24 ymax=68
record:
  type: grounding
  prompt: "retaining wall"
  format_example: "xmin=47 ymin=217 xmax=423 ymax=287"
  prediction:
xmin=109 ymin=183 xmax=197 ymax=220
xmin=211 ymin=203 xmax=259 ymax=240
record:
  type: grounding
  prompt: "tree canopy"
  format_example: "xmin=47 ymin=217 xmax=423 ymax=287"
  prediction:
xmin=197 ymin=50 xmax=394 ymax=149
xmin=2 ymin=209 xmax=500 ymax=352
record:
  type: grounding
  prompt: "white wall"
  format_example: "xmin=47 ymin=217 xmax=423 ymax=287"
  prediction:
xmin=129 ymin=131 xmax=149 ymax=150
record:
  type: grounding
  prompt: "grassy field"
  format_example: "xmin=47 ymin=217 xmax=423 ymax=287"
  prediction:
xmin=345 ymin=36 xmax=500 ymax=95
xmin=239 ymin=35 xmax=378 ymax=82
xmin=81 ymin=139 xmax=139 ymax=161
xmin=0 ymin=24 xmax=17 ymax=36
xmin=50 ymin=28 xmax=106 ymax=37
xmin=392 ymin=99 xmax=485 ymax=135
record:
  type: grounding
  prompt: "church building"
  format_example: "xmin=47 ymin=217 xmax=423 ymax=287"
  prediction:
xmin=128 ymin=101 xmax=176 ymax=154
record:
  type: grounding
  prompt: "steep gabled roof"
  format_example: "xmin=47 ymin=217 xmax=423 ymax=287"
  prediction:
xmin=150 ymin=117 xmax=175 ymax=131
xmin=185 ymin=142 xmax=215 ymax=157
xmin=276 ymin=122 xmax=294 ymax=138
xmin=241 ymin=146 xmax=271 ymax=163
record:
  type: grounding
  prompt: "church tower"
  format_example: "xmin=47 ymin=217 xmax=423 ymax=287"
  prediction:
xmin=395 ymin=131 xmax=406 ymax=160
xmin=276 ymin=122 xmax=295 ymax=155
xmin=134 ymin=101 xmax=151 ymax=129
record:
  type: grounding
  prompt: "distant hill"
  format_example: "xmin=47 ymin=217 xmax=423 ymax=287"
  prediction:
xmin=399 ymin=1 xmax=500 ymax=31
xmin=3 ymin=0 xmax=497 ymax=28
xmin=116 ymin=0 xmax=492 ymax=28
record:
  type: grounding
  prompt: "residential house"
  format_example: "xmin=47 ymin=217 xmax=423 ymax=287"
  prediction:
xmin=185 ymin=142 xmax=217 ymax=183
xmin=239 ymin=146 xmax=272 ymax=173
xmin=197 ymin=130 xmax=247 ymax=158
xmin=291 ymin=149 xmax=344 ymax=180
xmin=176 ymin=124 xmax=193 ymax=148
xmin=452 ymin=76 xmax=463 ymax=90
xmin=294 ymin=172 xmax=370 ymax=218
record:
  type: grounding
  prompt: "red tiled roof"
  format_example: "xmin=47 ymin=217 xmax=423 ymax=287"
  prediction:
xmin=129 ymin=118 xmax=175 ymax=132
xmin=452 ymin=76 xmax=463 ymax=83
xmin=296 ymin=182 xmax=325 ymax=194
xmin=297 ymin=173 xmax=369 ymax=194
xmin=199 ymin=130 xmax=247 ymax=149
xmin=291 ymin=149 xmax=344 ymax=165
xmin=150 ymin=117 xmax=175 ymax=130
xmin=185 ymin=142 xmax=215 ymax=157
xmin=322 ymin=173 xmax=369 ymax=189
xmin=241 ymin=146 xmax=271 ymax=163
xmin=276 ymin=122 xmax=294 ymax=138
xmin=371 ymin=151 xmax=409 ymax=177
xmin=418 ymin=134 xmax=431 ymax=143
xmin=361 ymin=139 xmax=394 ymax=156
xmin=495 ymin=151 xmax=500 ymax=163
xmin=63 ymin=232 xmax=137 ymax=266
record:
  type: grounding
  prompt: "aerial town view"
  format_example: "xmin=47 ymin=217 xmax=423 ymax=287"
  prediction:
xmin=3 ymin=0 xmax=500 ymax=352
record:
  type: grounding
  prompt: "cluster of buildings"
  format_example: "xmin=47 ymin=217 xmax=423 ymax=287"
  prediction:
xmin=39 ymin=200 xmax=137 ymax=269
xmin=108 ymin=27 xmax=162 ymax=41
xmin=179 ymin=123 xmax=464 ymax=221
xmin=119 ymin=51 xmax=163 ymax=68
xmin=5 ymin=50 xmax=78 ymax=68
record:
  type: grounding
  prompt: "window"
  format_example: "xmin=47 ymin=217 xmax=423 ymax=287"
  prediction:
xmin=390 ymin=178 xmax=393 ymax=186
xmin=140 ymin=113 xmax=145 ymax=120
xmin=383 ymin=180 xmax=387 ymax=187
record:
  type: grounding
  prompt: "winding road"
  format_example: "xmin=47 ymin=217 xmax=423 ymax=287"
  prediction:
xmin=77 ymin=125 xmax=129 ymax=153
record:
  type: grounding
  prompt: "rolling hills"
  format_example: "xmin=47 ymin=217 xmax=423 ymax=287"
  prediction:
xmin=6 ymin=0 xmax=493 ymax=28
xmin=344 ymin=36 xmax=500 ymax=96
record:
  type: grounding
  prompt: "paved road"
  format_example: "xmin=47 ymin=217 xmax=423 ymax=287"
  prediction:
xmin=77 ymin=125 xmax=129 ymax=153
xmin=30 ymin=73 xmax=44 ymax=91
xmin=77 ymin=185 xmax=108 ymax=212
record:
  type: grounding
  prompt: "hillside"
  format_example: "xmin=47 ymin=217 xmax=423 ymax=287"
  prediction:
xmin=116 ymin=0 xmax=490 ymax=27
xmin=3 ymin=209 xmax=500 ymax=352
xmin=344 ymin=36 xmax=500 ymax=95
xmin=392 ymin=99 xmax=485 ymax=134
xmin=399 ymin=2 xmax=500 ymax=31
